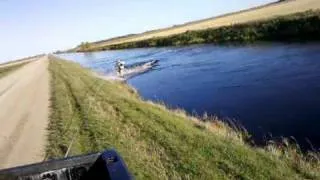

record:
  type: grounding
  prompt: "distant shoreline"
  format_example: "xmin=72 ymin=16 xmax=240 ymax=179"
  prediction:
xmin=91 ymin=0 xmax=286 ymax=45
xmin=75 ymin=10 xmax=320 ymax=52
xmin=68 ymin=0 xmax=320 ymax=52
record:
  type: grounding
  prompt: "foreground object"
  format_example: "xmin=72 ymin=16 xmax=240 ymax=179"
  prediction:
xmin=0 ymin=149 xmax=132 ymax=180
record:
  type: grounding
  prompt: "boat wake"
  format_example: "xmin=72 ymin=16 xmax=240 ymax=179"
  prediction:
xmin=101 ymin=60 xmax=159 ymax=81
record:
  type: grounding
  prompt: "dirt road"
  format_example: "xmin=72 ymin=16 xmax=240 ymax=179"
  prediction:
xmin=0 ymin=56 xmax=49 ymax=169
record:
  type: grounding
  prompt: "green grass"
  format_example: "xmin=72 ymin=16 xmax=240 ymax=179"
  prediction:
xmin=0 ymin=62 xmax=29 ymax=79
xmin=47 ymin=56 xmax=319 ymax=179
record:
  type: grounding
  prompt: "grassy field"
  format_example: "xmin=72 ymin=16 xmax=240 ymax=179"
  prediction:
xmin=47 ymin=56 xmax=319 ymax=179
xmin=84 ymin=10 xmax=320 ymax=51
xmin=73 ymin=0 xmax=320 ymax=52
xmin=0 ymin=62 xmax=29 ymax=79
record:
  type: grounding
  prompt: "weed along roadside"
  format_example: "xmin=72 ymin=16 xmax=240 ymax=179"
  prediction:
xmin=47 ymin=55 xmax=319 ymax=179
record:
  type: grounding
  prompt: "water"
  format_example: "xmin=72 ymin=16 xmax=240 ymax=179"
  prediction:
xmin=61 ymin=43 xmax=320 ymax=150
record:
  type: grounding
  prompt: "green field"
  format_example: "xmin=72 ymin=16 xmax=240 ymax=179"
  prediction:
xmin=0 ymin=62 xmax=29 ymax=79
xmin=77 ymin=10 xmax=320 ymax=52
xmin=47 ymin=56 xmax=319 ymax=179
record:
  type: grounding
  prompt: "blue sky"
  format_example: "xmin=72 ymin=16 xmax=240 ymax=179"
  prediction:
xmin=0 ymin=0 xmax=275 ymax=62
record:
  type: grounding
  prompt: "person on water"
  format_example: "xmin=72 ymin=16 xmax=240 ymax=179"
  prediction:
xmin=116 ymin=59 xmax=125 ymax=76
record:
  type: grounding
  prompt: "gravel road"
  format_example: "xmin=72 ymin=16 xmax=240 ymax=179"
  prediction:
xmin=0 ymin=56 xmax=49 ymax=168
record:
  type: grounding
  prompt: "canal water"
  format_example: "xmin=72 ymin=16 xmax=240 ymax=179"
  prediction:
xmin=61 ymin=43 xmax=320 ymax=149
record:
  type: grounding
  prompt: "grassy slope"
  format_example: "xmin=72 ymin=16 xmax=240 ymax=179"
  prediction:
xmin=0 ymin=62 xmax=29 ymax=79
xmin=48 ymin=56 xmax=319 ymax=179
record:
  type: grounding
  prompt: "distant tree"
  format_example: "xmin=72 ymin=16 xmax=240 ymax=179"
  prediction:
xmin=79 ymin=42 xmax=91 ymax=51
xmin=54 ymin=50 xmax=62 ymax=54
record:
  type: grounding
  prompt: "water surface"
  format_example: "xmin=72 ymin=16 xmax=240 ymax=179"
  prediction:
xmin=61 ymin=43 xmax=320 ymax=149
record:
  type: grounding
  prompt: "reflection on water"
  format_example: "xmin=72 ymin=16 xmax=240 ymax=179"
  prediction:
xmin=60 ymin=43 xmax=320 ymax=149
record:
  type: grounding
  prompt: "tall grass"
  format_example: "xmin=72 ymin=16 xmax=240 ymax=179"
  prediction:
xmin=47 ymin=56 xmax=319 ymax=179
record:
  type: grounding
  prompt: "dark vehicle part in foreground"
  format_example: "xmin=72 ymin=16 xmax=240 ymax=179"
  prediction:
xmin=0 ymin=149 xmax=132 ymax=180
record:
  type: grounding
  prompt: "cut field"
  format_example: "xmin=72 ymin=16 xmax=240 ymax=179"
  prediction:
xmin=75 ymin=0 xmax=320 ymax=51
xmin=47 ymin=56 xmax=319 ymax=179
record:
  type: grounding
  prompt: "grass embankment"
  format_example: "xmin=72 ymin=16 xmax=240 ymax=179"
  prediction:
xmin=78 ymin=10 xmax=320 ymax=52
xmin=0 ymin=62 xmax=29 ymax=79
xmin=47 ymin=56 xmax=319 ymax=179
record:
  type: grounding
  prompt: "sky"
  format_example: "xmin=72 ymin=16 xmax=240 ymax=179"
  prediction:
xmin=0 ymin=0 xmax=275 ymax=62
